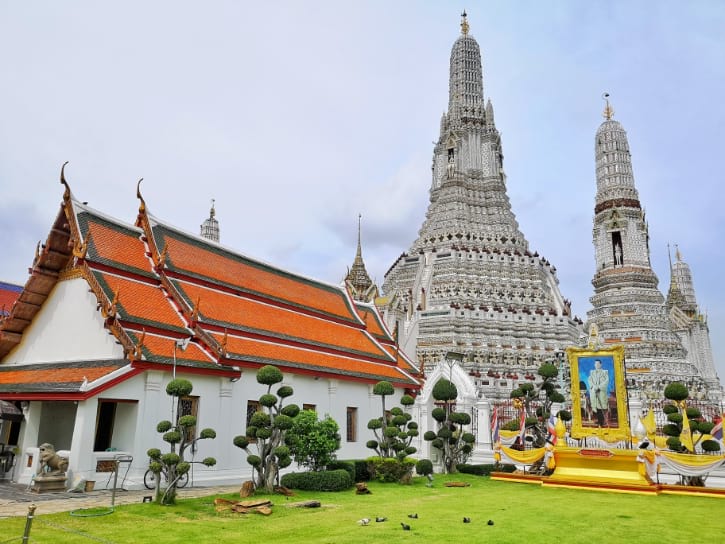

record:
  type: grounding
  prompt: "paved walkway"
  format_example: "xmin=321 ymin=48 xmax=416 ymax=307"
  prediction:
xmin=0 ymin=482 xmax=240 ymax=518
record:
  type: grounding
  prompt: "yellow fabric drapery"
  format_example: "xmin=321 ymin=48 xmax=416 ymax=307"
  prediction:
xmin=658 ymin=450 xmax=725 ymax=467
xmin=499 ymin=445 xmax=546 ymax=465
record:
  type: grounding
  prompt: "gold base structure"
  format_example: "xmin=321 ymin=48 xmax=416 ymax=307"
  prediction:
xmin=543 ymin=446 xmax=656 ymax=494
xmin=491 ymin=446 xmax=725 ymax=498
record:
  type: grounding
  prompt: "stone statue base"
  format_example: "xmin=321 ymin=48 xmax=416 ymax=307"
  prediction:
xmin=32 ymin=475 xmax=68 ymax=493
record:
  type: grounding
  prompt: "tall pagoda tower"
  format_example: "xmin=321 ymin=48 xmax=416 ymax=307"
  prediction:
xmin=380 ymin=13 xmax=580 ymax=395
xmin=586 ymin=97 xmax=719 ymax=399
xmin=666 ymin=247 xmax=720 ymax=394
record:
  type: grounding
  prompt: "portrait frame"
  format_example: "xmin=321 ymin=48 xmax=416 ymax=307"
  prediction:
xmin=566 ymin=345 xmax=629 ymax=441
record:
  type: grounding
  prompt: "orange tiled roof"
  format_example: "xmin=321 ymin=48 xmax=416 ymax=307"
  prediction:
xmin=80 ymin=213 xmax=152 ymax=276
xmin=174 ymin=281 xmax=391 ymax=361
xmin=0 ymin=282 xmax=22 ymax=316
xmin=94 ymin=272 xmax=188 ymax=333
xmin=128 ymin=331 xmax=215 ymax=365
xmin=215 ymin=333 xmax=417 ymax=385
xmin=355 ymin=304 xmax=388 ymax=339
xmin=0 ymin=360 xmax=129 ymax=394
xmin=154 ymin=226 xmax=358 ymax=323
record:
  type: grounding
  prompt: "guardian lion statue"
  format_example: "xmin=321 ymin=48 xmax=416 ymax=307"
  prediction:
xmin=36 ymin=443 xmax=69 ymax=477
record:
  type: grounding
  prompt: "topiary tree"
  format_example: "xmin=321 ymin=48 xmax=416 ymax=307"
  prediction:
xmin=286 ymin=410 xmax=341 ymax=471
xmin=423 ymin=378 xmax=475 ymax=473
xmin=366 ymin=381 xmax=418 ymax=461
xmin=415 ymin=458 xmax=433 ymax=478
xmin=509 ymin=362 xmax=571 ymax=448
xmin=661 ymin=382 xmax=720 ymax=486
xmin=233 ymin=365 xmax=300 ymax=492
xmin=148 ymin=378 xmax=217 ymax=505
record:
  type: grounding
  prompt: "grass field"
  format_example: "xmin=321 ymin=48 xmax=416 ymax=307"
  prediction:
xmin=0 ymin=473 xmax=722 ymax=543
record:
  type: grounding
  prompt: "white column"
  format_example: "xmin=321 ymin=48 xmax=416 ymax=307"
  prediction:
xmin=68 ymin=397 xmax=100 ymax=481
xmin=477 ymin=400 xmax=491 ymax=450
xmin=16 ymin=401 xmax=42 ymax=484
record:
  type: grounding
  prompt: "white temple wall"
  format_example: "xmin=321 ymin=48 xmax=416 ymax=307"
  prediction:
xmin=36 ymin=367 xmax=413 ymax=488
xmin=4 ymin=278 xmax=123 ymax=364
xmin=38 ymin=401 xmax=77 ymax=451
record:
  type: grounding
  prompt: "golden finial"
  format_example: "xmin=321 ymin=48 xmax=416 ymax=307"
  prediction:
xmin=136 ymin=178 xmax=146 ymax=214
xmin=461 ymin=10 xmax=469 ymax=35
xmin=133 ymin=329 xmax=146 ymax=360
xmin=60 ymin=161 xmax=71 ymax=202
xmin=602 ymin=92 xmax=614 ymax=120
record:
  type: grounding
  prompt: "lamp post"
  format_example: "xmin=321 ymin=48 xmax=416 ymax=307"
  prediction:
xmin=171 ymin=337 xmax=191 ymax=422
xmin=172 ymin=337 xmax=191 ymax=380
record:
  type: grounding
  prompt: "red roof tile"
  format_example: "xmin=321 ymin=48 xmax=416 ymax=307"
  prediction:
xmin=83 ymin=216 xmax=152 ymax=275
xmin=94 ymin=272 xmax=187 ymax=331
xmin=156 ymin=229 xmax=357 ymax=322
xmin=216 ymin=333 xmax=417 ymax=385
xmin=175 ymin=281 xmax=390 ymax=360
xmin=0 ymin=282 xmax=22 ymax=316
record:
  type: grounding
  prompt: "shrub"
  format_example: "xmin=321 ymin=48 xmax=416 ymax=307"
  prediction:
xmin=326 ymin=460 xmax=355 ymax=481
xmin=456 ymin=463 xmax=517 ymax=476
xmin=415 ymin=459 xmax=433 ymax=476
xmin=334 ymin=459 xmax=372 ymax=482
xmin=280 ymin=469 xmax=352 ymax=491
xmin=664 ymin=382 xmax=688 ymax=401
xmin=701 ymin=439 xmax=721 ymax=453
xmin=366 ymin=457 xmax=416 ymax=483
xmin=501 ymin=420 xmax=520 ymax=431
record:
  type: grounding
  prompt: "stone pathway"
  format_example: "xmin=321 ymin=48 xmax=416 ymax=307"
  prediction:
xmin=0 ymin=483 xmax=240 ymax=518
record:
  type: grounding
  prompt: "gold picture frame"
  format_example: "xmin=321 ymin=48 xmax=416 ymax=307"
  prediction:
xmin=566 ymin=345 xmax=630 ymax=441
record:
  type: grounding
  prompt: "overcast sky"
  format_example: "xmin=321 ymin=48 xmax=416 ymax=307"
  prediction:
xmin=2 ymin=1 xmax=724 ymax=380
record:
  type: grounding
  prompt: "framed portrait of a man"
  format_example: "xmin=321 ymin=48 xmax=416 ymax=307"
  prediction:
xmin=566 ymin=345 xmax=629 ymax=440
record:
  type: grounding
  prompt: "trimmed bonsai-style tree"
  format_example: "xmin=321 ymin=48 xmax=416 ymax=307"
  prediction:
xmin=423 ymin=378 xmax=475 ymax=473
xmin=286 ymin=410 xmax=341 ymax=471
xmin=148 ymin=378 xmax=217 ymax=505
xmin=233 ymin=365 xmax=300 ymax=492
xmin=661 ymin=382 xmax=720 ymax=486
xmin=509 ymin=362 xmax=571 ymax=448
xmin=365 ymin=381 xmax=418 ymax=482
xmin=366 ymin=381 xmax=418 ymax=460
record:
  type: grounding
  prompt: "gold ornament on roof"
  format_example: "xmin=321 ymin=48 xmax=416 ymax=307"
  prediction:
xmin=136 ymin=178 xmax=146 ymax=214
xmin=602 ymin=92 xmax=614 ymax=120
xmin=60 ymin=161 xmax=71 ymax=202
xmin=460 ymin=10 xmax=469 ymax=35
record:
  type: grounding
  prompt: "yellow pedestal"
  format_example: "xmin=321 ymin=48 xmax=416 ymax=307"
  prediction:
xmin=544 ymin=446 xmax=657 ymax=494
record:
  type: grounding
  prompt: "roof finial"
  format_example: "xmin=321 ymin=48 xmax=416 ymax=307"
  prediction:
xmin=675 ymin=244 xmax=682 ymax=262
xmin=210 ymin=198 xmax=216 ymax=219
xmin=356 ymin=213 xmax=363 ymax=257
xmin=136 ymin=178 xmax=146 ymax=213
xmin=60 ymin=161 xmax=71 ymax=202
xmin=602 ymin=92 xmax=614 ymax=120
xmin=460 ymin=10 xmax=469 ymax=35
xmin=667 ymin=243 xmax=673 ymax=272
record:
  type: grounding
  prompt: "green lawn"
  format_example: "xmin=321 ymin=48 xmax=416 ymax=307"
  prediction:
xmin=1 ymin=474 xmax=722 ymax=543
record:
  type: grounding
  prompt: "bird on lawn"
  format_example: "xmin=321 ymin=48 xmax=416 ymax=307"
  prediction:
xmin=487 ymin=520 xmax=494 ymax=526
xmin=463 ymin=517 xmax=471 ymax=523
xmin=358 ymin=518 xmax=370 ymax=526
xmin=408 ymin=513 xmax=418 ymax=519
xmin=376 ymin=517 xmax=387 ymax=522
xmin=401 ymin=522 xmax=411 ymax=531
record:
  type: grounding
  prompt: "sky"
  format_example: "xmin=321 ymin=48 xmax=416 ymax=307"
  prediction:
xmin=1 ymin=1 xmax=724 ymax=379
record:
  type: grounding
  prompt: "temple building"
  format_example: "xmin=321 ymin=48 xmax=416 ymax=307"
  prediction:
xmin=379 ymin=13 xmax=581 ymax=398
xmin=0 ymin=169 xmax=419 ymax=487
xmin=666 ymin=248 xmax=720 ymax=395
xmin=586 ymin=99 xmax=721 ymax=401
xmin=200 ymin=199 xmax=220 ymax=242
xmin=344 ymin=215 xmax=378 ymax=304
